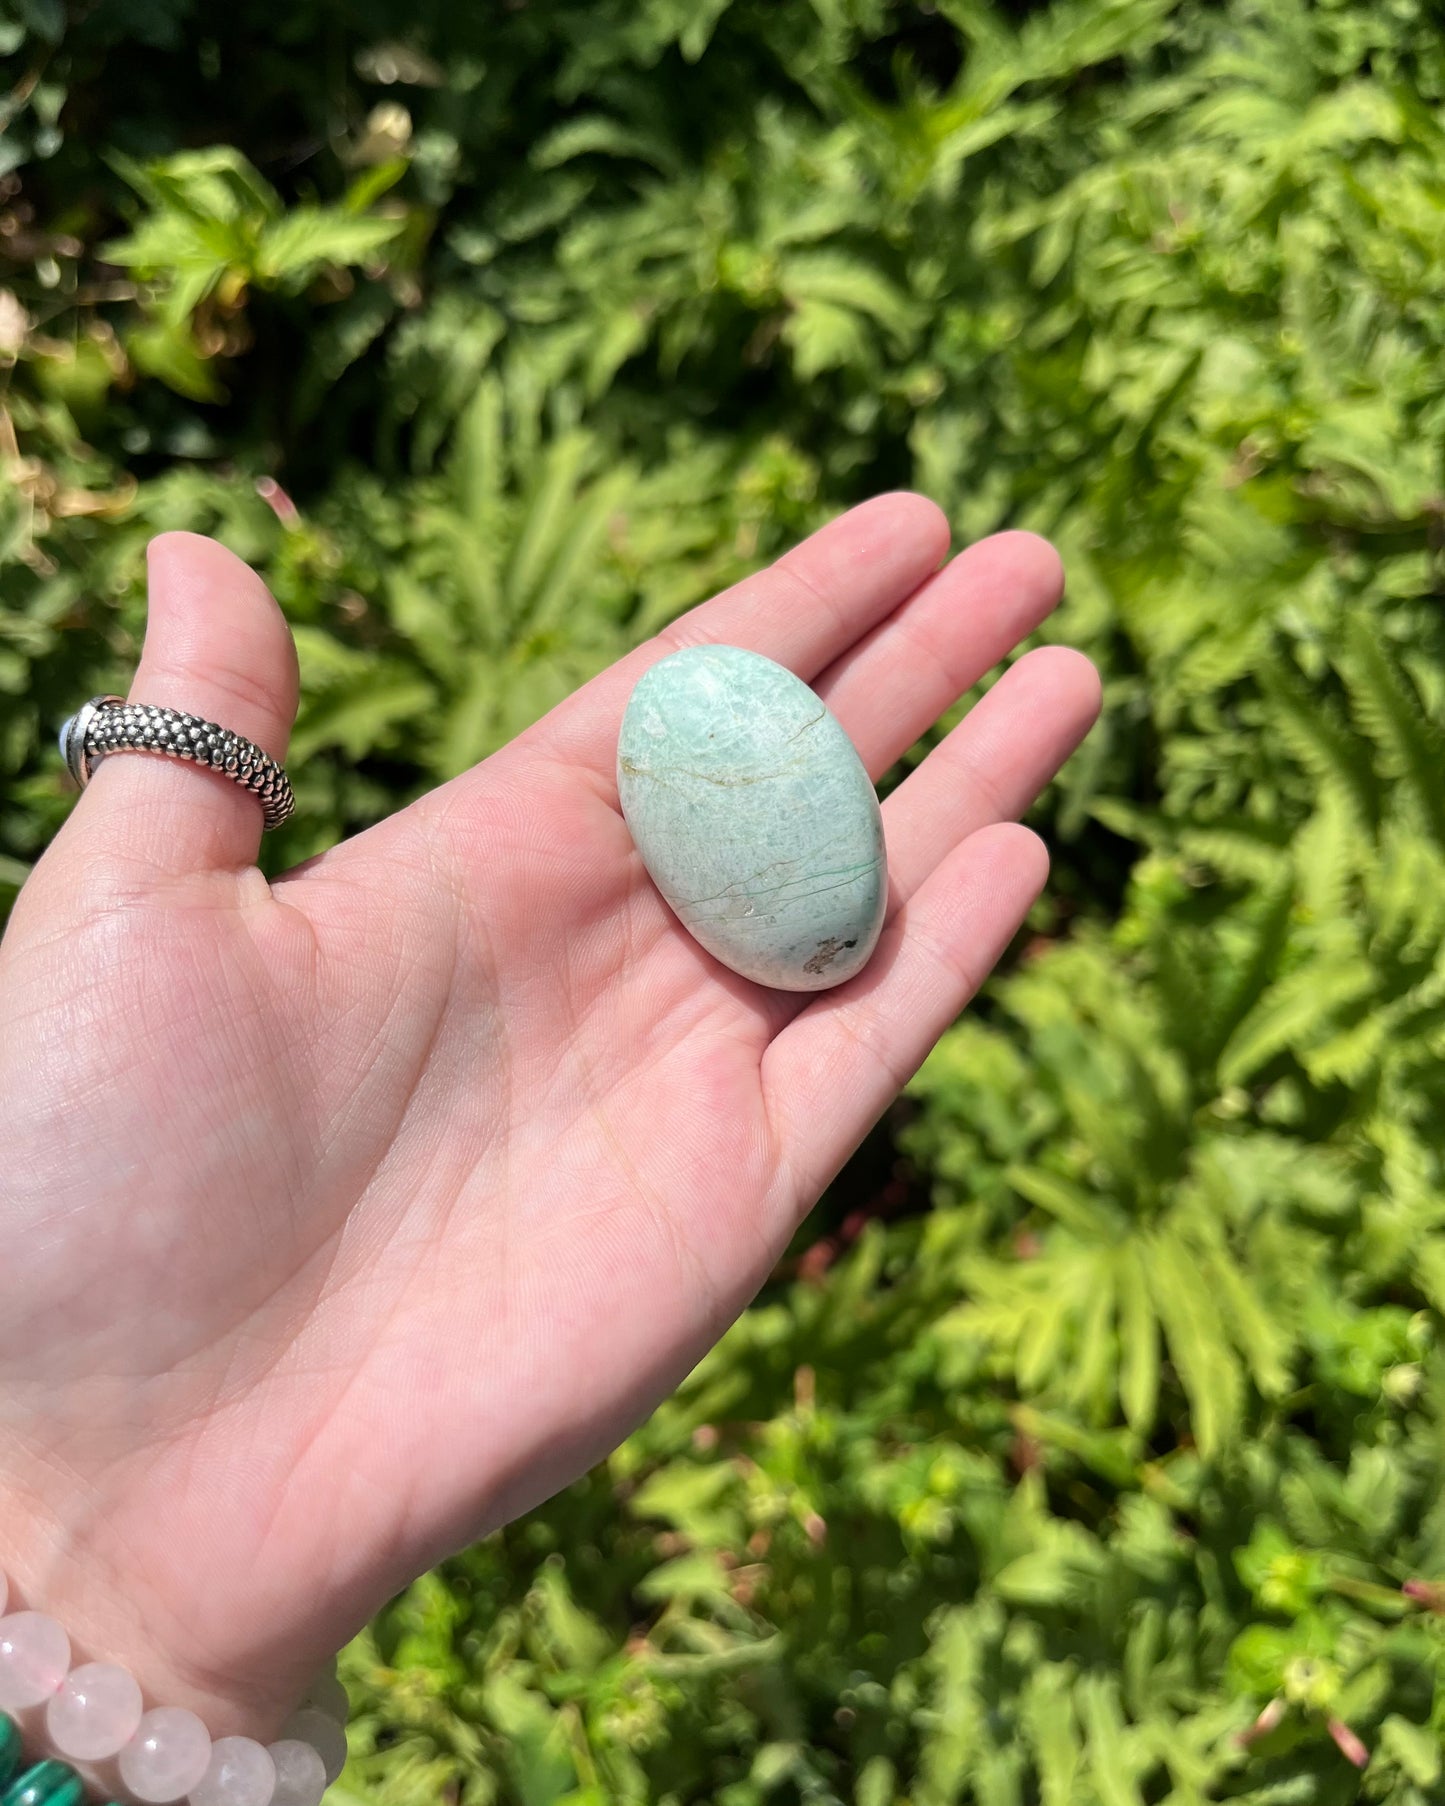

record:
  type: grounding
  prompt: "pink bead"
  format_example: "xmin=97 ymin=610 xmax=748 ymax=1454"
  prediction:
xmin=189 ymin=1736 xmax=276 ymax=1806
xmin=280 ymin=1708 xmax=347 ymax=1784
xmin=0 ymin=1611 xmax=70 ymax=1708
xmin=119 ymin=1706 xmax=213 ymax=1802
xmin=46 ymin=1660 xmax=143 ymax=1759
xmin=267 ymin=1737 xmax=326 ymax=1806
xmin=300 ymin=1672 xmax=348 ymax=1724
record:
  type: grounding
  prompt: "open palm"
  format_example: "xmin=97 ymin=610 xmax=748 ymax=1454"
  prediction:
xmin=0 ymin=496 xmax=1098 ymax=1736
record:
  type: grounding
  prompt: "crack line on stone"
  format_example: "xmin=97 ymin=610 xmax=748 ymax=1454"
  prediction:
xmin=679 ymin=857 xmax=883 ymax=921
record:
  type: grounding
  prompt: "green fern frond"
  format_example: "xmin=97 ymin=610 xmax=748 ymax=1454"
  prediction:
xmin=1339 ymin=617 xmax=1445 ymax=849
xmin=1261 ymin=653 xmax=1380 ymax=833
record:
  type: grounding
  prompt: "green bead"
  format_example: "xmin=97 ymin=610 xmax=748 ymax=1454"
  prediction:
xmin=0 ymin=1719 xmax=19 ymax=1788
xmin=0 ymin=1760 xmax=84 ymax=1806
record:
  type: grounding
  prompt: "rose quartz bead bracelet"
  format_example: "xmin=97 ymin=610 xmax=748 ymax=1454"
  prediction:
xmin=0 ymin=1570 xmax=346 ymax=1805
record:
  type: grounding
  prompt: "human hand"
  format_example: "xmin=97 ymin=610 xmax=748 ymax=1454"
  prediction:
xmin=0 ymin=496 xmax=1098 ymax=1735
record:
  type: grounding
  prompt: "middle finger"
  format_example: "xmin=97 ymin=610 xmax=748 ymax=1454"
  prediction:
xmin=812 ymin=527 xmax=1066 ymax=779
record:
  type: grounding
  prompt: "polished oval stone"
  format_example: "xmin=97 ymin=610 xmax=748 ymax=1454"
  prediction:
xmin=618 ymin=645 xmax=887 ymax=990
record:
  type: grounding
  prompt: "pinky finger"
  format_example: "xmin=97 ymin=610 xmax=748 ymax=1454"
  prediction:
xmin=761 ymin=822 xmax=1048 ymax=1207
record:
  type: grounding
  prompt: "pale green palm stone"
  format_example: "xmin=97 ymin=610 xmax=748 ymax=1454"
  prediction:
xmin=617 ymin=645 xmax=887 ymax=991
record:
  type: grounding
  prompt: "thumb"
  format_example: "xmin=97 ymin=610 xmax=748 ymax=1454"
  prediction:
xmin=66 ymin=532 xmax=300 ymax=882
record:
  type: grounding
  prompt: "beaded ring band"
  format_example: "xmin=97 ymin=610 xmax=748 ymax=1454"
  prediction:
xmin=58 ymin=696 xmax=295 ymax=832
xmin=0 ymin=1574 xmax=346 ymax=1806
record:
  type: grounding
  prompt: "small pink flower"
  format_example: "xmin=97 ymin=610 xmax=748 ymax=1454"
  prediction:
xmin=255 ymin=476 xmax=299 ymax=525
xmin=1327 ymin=1718 xmax=1368 ymax=1769
xmin=1237 ymin=1698 xmax=1286 ymax=1746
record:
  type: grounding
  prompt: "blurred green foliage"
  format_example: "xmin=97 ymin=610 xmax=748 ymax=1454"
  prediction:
xmin=6 ymin=0 xmax=1445 ymax=1800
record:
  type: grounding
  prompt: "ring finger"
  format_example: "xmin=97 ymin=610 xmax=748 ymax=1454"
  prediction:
xmin=876 ymin=643 xmax=1101 ymax=907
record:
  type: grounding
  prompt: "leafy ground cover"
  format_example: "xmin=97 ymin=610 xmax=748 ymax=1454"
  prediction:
xmin=6 ymin=0 xmax=1445 ymax=1799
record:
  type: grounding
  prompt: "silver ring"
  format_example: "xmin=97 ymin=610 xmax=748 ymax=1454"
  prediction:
xmin=59 ymin=696 xmax=295 ymax=831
